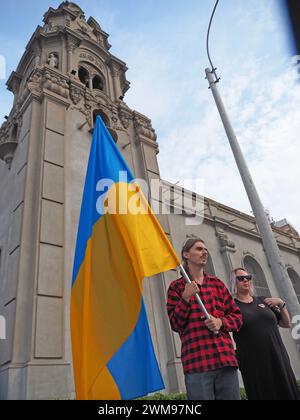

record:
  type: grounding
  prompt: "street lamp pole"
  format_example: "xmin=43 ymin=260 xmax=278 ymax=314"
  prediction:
xmin=205 ymin=67 xmax=300 ymax=351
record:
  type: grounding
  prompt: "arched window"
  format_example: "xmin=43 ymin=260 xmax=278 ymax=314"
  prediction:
xmin=78 ymin=67 xmax=89 ymax=87
xmin=92 ymin=110 xmax=118 ymax=143
xmin=92 ymin=75 xmax=103 ymax=91
xmin=287 ymin=268 xmax=300 ymax=303
xmin=243 ymin=255 xmax=271 ymax=297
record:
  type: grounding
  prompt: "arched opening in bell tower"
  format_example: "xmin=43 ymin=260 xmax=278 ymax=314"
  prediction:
xmin=92 ymin=75 xmax=104 ymax=91
xmin=78 ymin=66 xmax=89 ymax=87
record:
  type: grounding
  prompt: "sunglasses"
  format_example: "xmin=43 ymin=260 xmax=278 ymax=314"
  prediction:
xmin=236 ymin=274 xmax=252 ymax=282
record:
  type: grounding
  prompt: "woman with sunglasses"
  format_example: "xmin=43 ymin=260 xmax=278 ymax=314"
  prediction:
xmin=230 ymin=267 xmax=300 ymax=400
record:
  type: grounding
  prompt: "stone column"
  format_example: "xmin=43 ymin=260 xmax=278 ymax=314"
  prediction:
xmin=66 ymin=36 xmax=80 ymax=74
xmin=88 ymin=76 xmax=93 ymax=90
xmin=110 ymin=64 xmax=122 ymax=101
xmin=33 ymin=45 xmax=41 ymax=67
xmin=215 ymin=226 xmax=236 ymax=277
xmin=67 ymin=49 xmax=73 ymax=73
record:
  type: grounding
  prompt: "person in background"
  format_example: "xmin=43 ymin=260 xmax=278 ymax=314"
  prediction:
xmin=230 ymin=267 xmax=300 ymax=400
xmin=167 ymin=238 xmax=243 ymax=400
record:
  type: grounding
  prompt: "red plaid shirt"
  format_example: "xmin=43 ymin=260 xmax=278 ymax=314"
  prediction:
xmin=167 ymin=272 xmax=243 ymax=374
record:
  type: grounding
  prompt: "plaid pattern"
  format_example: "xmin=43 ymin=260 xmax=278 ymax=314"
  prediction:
xmin=167 ymin=272 xmax=243 ymax=374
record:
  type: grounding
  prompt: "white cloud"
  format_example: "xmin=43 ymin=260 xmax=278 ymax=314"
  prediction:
xmin=233 ymin=0 xmax=278 ymax=33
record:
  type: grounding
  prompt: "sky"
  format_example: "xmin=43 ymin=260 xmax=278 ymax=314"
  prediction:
xmin=1 ymin=0 xmax=300 ymax=232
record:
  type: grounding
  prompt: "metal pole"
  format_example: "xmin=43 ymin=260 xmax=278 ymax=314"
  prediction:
xmin=205 ymin=67 xmax=300 ymax=351
xmin=180 ymin=264 xmax=219 ymax=335
xmin=180 ymin=264 xmax=210 ymax=319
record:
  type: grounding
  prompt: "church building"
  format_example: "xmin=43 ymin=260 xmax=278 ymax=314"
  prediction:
xmin=0 ymin=2 xmax=299 ymax=399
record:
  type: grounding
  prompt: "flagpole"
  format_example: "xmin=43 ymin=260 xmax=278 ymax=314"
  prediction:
xmin=205 ymin=67 xmax=300 ymax=352
xmin=180 ymin=264 xmax=219 ymax=335
xmin=179 ymin=264 xmax=210 ymax=320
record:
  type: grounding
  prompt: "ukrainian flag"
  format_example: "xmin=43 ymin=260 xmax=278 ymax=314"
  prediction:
xmin=71 ymin=116 xmax=180 ymax=400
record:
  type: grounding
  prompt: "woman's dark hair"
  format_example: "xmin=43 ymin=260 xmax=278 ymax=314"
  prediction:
xmin=181 ymin=238 xmax=206 ymax=269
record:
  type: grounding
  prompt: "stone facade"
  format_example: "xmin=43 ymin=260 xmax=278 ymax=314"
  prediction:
xmin=0 ymin=2 xmax=299 ymax=399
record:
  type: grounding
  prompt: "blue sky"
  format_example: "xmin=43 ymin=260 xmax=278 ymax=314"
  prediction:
xmin=1 ymin=0 xmax=300 ymax=232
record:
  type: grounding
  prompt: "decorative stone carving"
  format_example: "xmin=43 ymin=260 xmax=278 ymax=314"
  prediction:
xmin=60 ymin=1 xmax=84 ymax=14
xmin=97 ymin=34 xmax=105 ymax=49
xmin=11 ymin=105 xmax=23 ymax=130
xmin=43 ymin=70 xmax=69 ymax=98
xmin=70 ymin=85 xmax=83 ymax=105
xmin=109 ymin=109 xmax=123 ymax=133
xmin=84 ymin=91 xmax=93 ymax=110
xmin=79 ymin=52 xmax=105 ymax=72
xmin=43 ymin=22 xmax=53 ymax=33
xmin=110 ymin=65 xmax=119 ymax=79
xmin=27 ymin=69 xmax=43 ymax=95
xmin=110 ymin=106 xmax=119 ymax=125
xmin=0 ymin=121 xmax=9 ymax=144
xmin=119 ymin=110 xmax=130 ymax=129
xmin=16 ymin=67 xmax=73 ymax=106
xmin=215 ymin=228 xmax=236 ymax=275
xmin=93 ymin=92 xmax=108 ymax=107
xmin=118 ymin=102 xmax=132 ymax=129
xmin=0 ymin=138 xmax=18 ymax=169
xmin=47 ymin=53 xmax=59 ymax=69
xmin=133 ymin=114 xmax=157 ymax=141
xmin=87 ymin=16 xmax=112 ymax=51
xmin=0 ymin=108 xmax=23 ymax=168
xmin=76 ymin=14 xmax=93 ymax=38
xmin=7 ymin=71 xmax=23 ymax=96
xmin=83 ymin=109 xmax=92 ymax=129
xmin=216 ymin=229 xmax=236 ymax=253
xmin=33 ymin=44 xmax=42 ymax=66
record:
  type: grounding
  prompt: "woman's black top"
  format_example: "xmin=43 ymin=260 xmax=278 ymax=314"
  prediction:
xmin=233 ymin=296 xmax=300 ymax=400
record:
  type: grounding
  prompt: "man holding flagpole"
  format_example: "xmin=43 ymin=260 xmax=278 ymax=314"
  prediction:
xmin=167 ymin=238 xmax=243 ymax=400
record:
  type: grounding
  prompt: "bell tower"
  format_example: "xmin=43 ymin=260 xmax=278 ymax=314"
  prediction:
xmin=0 ymin=2 xmax=178 ymax=399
